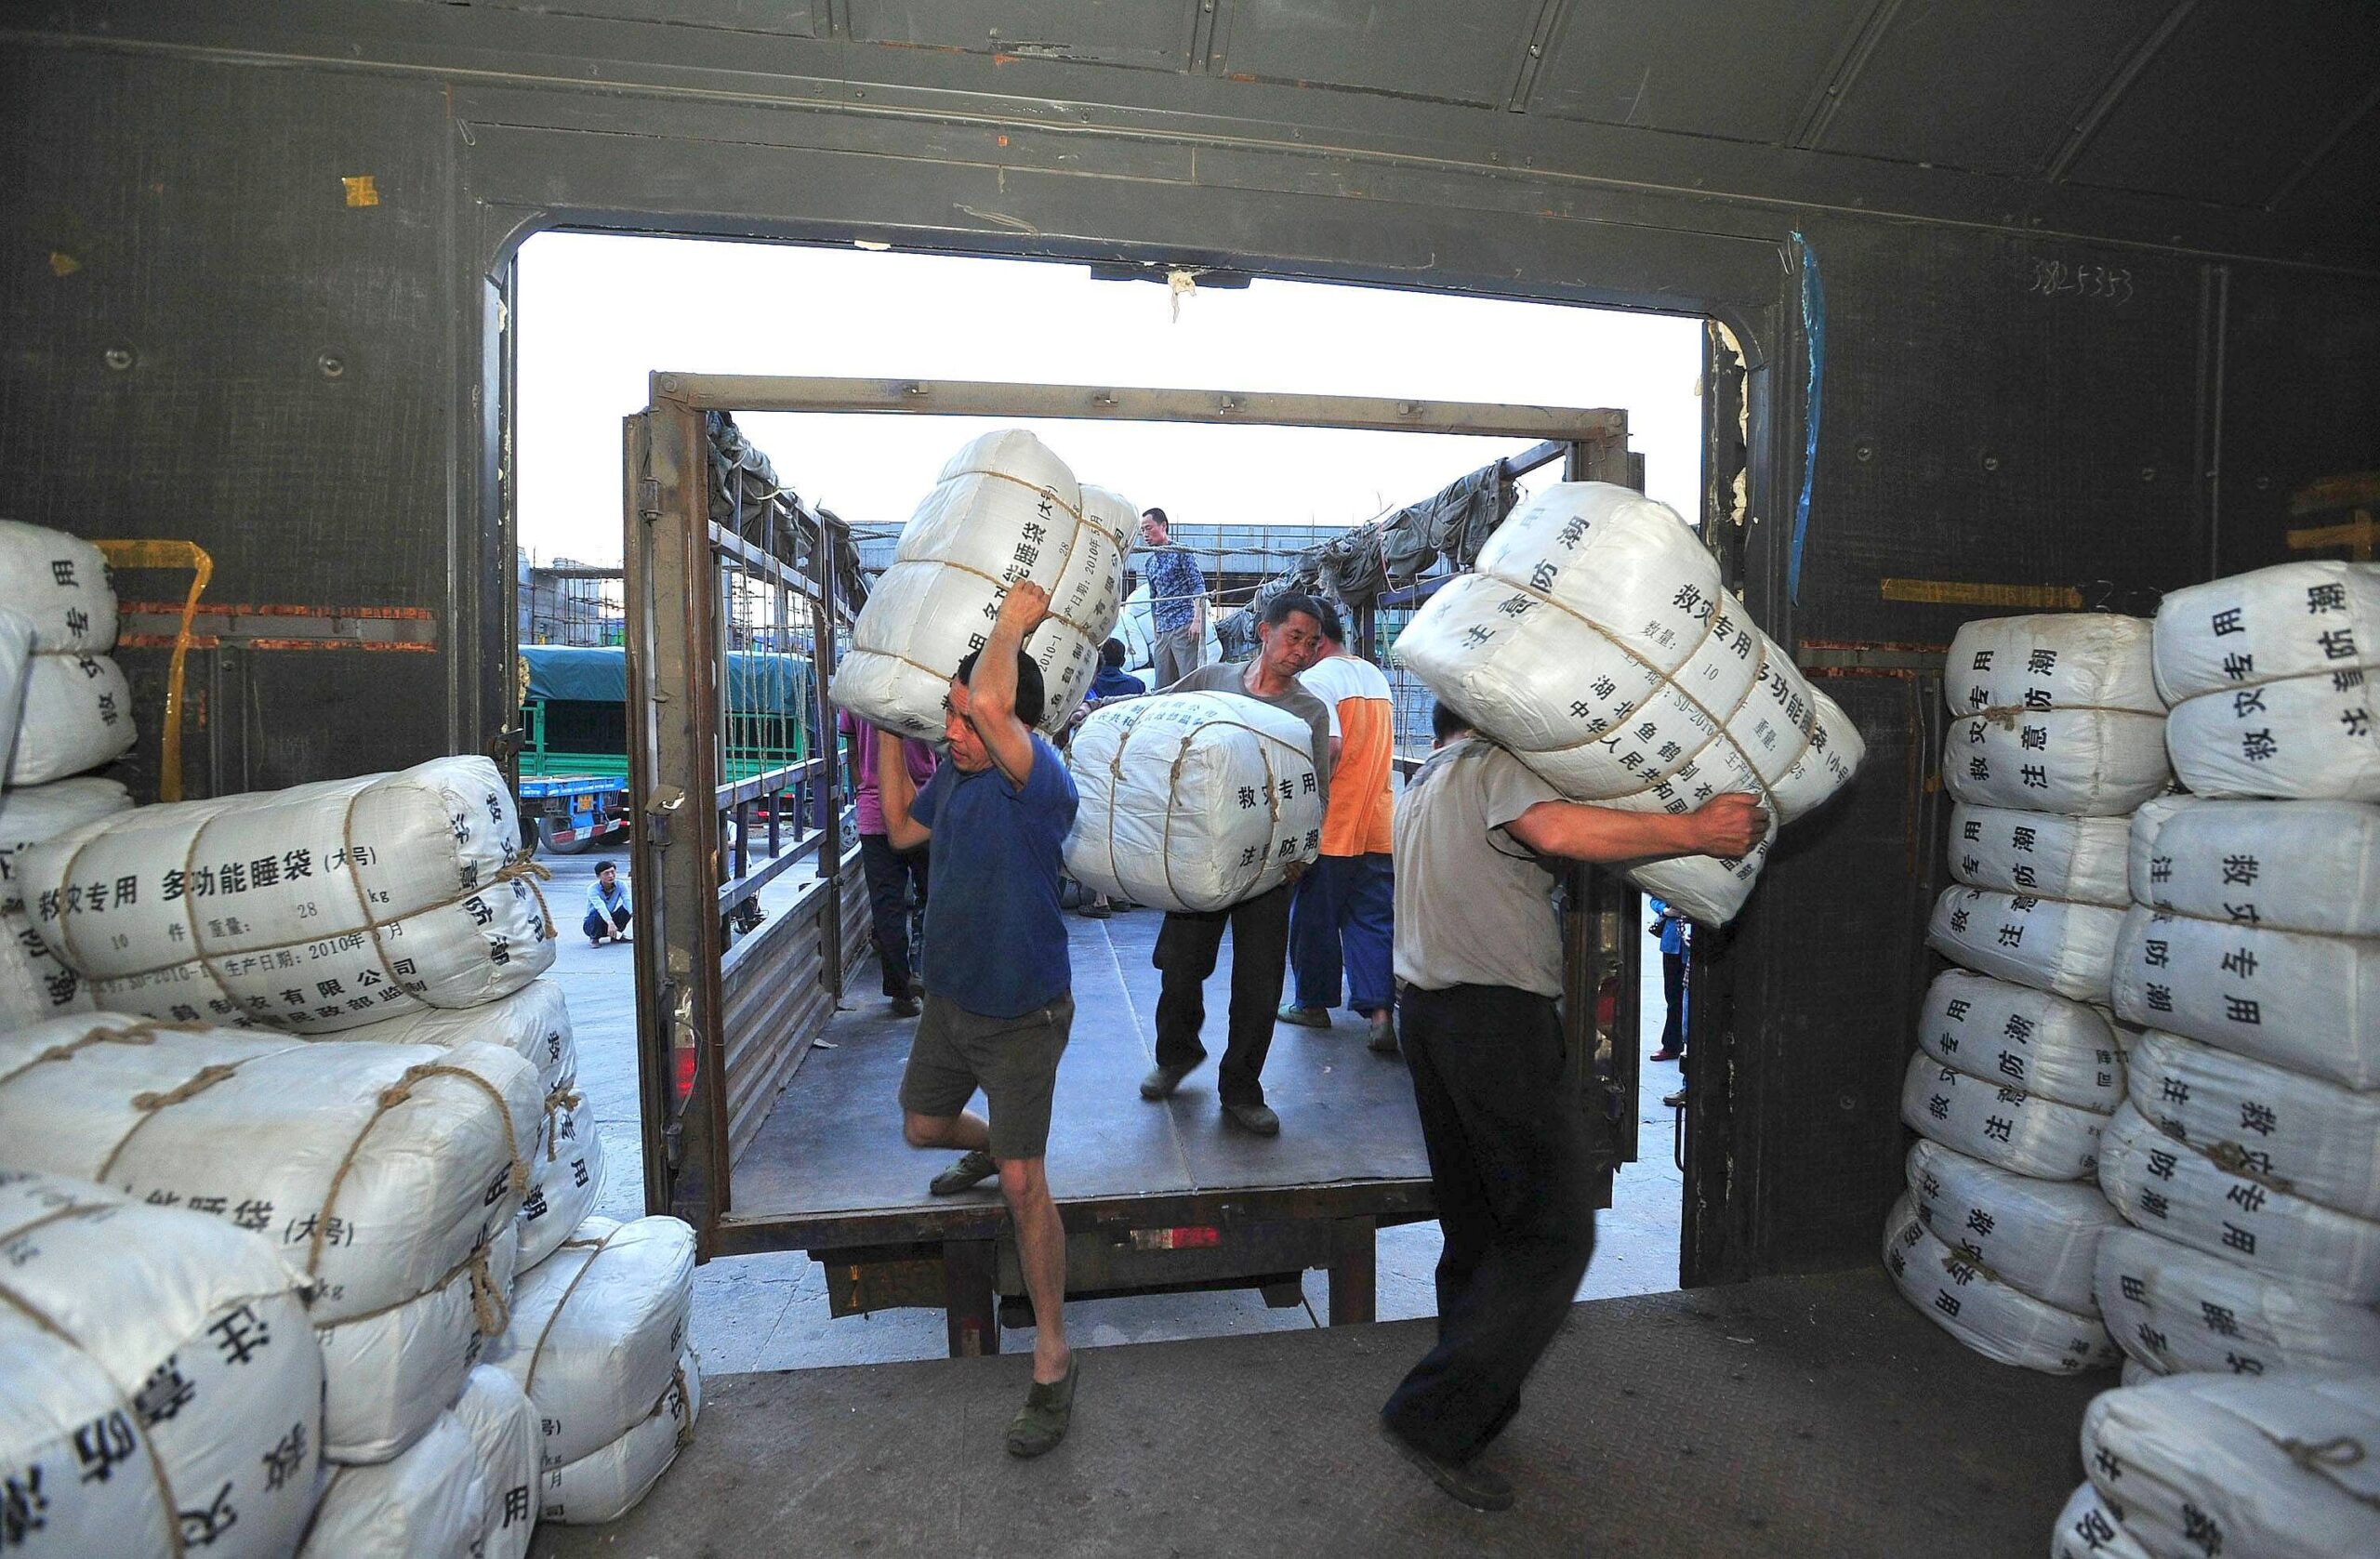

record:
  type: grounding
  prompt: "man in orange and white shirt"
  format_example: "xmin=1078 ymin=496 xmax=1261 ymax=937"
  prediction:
xmin=1278 ymin=599 xmax=1399 ymax=1054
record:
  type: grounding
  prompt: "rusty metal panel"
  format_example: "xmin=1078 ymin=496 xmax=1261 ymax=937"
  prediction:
xmin=2061 ymin=3 xmax=2380 ymax=208
xmin=1215 ymin=0 xmax=1542 ymax=106
xmin=845 ymin=0 xmax=1198 ymax=70
xmin=445 ymin=0 xmax=830 ymax=37
xmin=1531 ymin=0 xmax=1873 ymax=140
xmin=1816 ymin=1 xmax=2164 ymax=176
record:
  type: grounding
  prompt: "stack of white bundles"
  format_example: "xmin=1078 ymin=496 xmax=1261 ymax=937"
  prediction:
xmin=0 ymin=1018 xmax=541 ymax=1464
xmin=1942 ymin=614 xmax=2170 ymax=815
xmin=18 ymin=755 xmax=554 ymax=1032
xmin=0 ymin=522 xmax=137 ymax=786
xmin=2111 ymin=799 xmax=2379 ymax=1089
xmin=1064 ymin=691 xmax=1324 ymax=914
xmin=1391 ymin=481 xmax=1863 ymax=925
xmin=1024 ymin=483 xmax=1135 ymax=733
xmin=834 ymin=430 xmax=1109 ymax=741
xmin=1891 ymin=983 xmax=2127 ymax=1372
xmin=2050 ymin=1480 xmax=2154 ymax=1559
xmin=2154 ymin=561 xmax=2380 ymax=800
xmin=1901 ymin=974 xmax=2120 ymax=1181
xmin=2095 ymin=1225 xmax=2380 ymax=1379
xmin=0 ymin=1168 xmax=326 ymax=1556
xmin=1895 ymin=616 xmax=2173 ymax=1369
xmin=0 ymin=775 xmax=131 ymax=1024
xmin=490 ymin=1215 xmax=699 ymax=1525
xmin=329 ymin=980 xmax=597 ymax=1271
xmin=2072 ymin=1373 xmax=2380 ymax=1559
xmin=1883 ymin=1196 xmax=2120 ymax=1374
xmin=2098 ymin=1104 xmax=2380 ymax=1304
xmin=452 ymin=1366 xmax=542 ymax=1559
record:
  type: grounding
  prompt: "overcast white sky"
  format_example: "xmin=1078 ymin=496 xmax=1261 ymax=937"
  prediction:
xmin=516 ymin=233 xmax=1704 ymax=566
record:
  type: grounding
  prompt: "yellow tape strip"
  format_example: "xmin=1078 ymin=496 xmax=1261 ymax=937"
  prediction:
xmin=2287 ymin=519 xmax=2377 ymax=561
xmin=1879 ymin=578 xmax=2082 ymax=609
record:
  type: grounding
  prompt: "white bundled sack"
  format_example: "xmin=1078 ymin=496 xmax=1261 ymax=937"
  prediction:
xmin=2127 ymin=1029 xmax=2380 ymax=1222
xmin=1883 ymin=1196 xmax=2118 ymax=1374
xmin=20 ymin=755 xmax=555 ymax=1033
xmin=0 ymin=903 xmax=92 ymax=1025
xmin=1901 ymin=1051 xmax=2107 ymax=1181
xmin=0 ymin=1169 xmax=324 ymax=1559
xmin=0 ymin=524 xmax=133 ymax=787
xmin=0 ymin=1018 xmax=540 ymax=1461
xmin=2129 ymin=796 xmax=2380 ymax=935
xmin=0 ymin=521 xmax=117 ymax=652
xmin=2118 ymin=1357 xmax=2161 ymax=1387
xmin=1064 ymin=691 xmax=1324 ymax=914
xmin=832 ymin=430 xmax=1092 ymax=740
xmin=2154 ymin=562 xmax=2380 ymax=800
xmin=492 ymin=1215 xmax=694 ymax=1474
xmin=520 ymin=1090 xmax=605 ymax=1272
xmin=1391 ymin=482 xmax=1861 ymax=925
xmin=1929 ymin=886 xmax=2124 ymax=1002
xmin=2109 ymin=907 xmax=2379 ymax=1090
xmin=337 ymin=978 xmax=575 ymax=1101
xmin=2098 ymin=1103 xmax=2380 ymax=1302
xmin=2051 ymin=1481 xmax=2154 ymax=1559
xmin=2096 ymin=1226 xmax=2380 ymax=1380
xmin=1948 ymin=803 xmax=2131 ymax=906
xmin=298 ymin=1409 xmax=484 ymax=1559
xmin=538 ymin=1350 xmax=700 ymax=1526
xmin=1918 ymin=969 xmax=2126 ymax=1114
xmin=1942 ymin=615 xmax=2169 ymax=814
xmin=0 ymin=778 xmax=133 ymax=906
xmin=1906 ymin=1139 xmax=2122 ymax=1315
xmin=318 ymin=1221 xmax=518 ymax=1469
xmin=2081 ymin=1372 xmax=2380 ymax=1559
xmin=452 ymin=1366 xmax=540 ymax=1559
xmin=15 ymin=653 xmax=136 ymax=787
xmin=1024 ymin=483 xmax=1134 ymax=733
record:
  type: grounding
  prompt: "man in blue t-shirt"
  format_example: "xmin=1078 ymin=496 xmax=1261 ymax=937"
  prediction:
xmin=874 ymin=579 xmax=1081 ymax=1459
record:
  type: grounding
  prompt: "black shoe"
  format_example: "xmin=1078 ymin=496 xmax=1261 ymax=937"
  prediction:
xmin=929 ymin=1149 xmax=998 ymax=1196
xmin=1366 ymin=1013 xmax=1399 ymax=1056
xmin=889 ymin=995 xmax=921 ymax=1018
xmin=1380 ymin=1418 xmax=1514 ymax=1512
xmin=1005 ymin=1354 xmax=1078 ymax=1459
xmin=1222 ymin=1099 xmax=1280 ymax=1136
xmin=1140 ymin=1061 xmax=1197 ymax=1101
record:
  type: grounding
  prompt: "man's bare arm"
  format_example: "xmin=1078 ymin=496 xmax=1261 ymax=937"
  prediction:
xmin=966 ymin=581 xmax=1050 ymax=788
xmin=1506 ymin=793 xmax=1767 ymax=866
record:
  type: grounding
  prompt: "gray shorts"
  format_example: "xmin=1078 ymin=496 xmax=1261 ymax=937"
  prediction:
xmin=898 ymin=993 xmax=1074 ymax=1162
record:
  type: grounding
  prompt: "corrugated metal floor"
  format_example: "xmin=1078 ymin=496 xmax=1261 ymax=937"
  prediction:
xmin=532 ymin=1266 xmax=2101 ymax=1558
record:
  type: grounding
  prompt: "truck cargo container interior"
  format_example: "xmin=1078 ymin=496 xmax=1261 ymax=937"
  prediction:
xmin=5 ymin=1 xmax=2374 ymax=1312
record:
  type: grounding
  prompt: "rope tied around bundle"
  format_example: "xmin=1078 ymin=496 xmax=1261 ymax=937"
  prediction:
xmin=2259 ymin=1430 xmax=2379 ymax=1511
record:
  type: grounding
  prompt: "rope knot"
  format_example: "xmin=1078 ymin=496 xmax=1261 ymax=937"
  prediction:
xmin=131 ymin=1064 xmax=238 ymax=1112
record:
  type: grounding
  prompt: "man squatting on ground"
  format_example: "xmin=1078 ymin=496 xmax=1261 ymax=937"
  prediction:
xmin=582 ymin=860 xmax=632 ymax=945
xmin=872 ymin=580 xmax=1082 ymax=1459
xmin=1381 ymin=701 xmax=1765 ymax=1512
xmin=1138 ymin=592 xmax=1334 ymax=1137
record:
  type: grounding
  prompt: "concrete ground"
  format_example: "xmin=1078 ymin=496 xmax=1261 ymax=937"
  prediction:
xmin=540 ymin=847 xmax=1690 ymax=1371
xmin=532 ymin=1265 xmax=2107 ymax=1559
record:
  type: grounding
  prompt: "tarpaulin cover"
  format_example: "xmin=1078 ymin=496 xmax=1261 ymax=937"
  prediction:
xmin=522 ymin=646 xmax=813 ymax=718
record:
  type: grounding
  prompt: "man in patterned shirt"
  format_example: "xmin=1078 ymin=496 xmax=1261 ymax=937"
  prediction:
xmin=1139 ymin=507 xmax=1208 ymax=687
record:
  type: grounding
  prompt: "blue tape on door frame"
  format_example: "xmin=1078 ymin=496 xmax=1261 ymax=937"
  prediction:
xmin=1789 ymin=231 xmax=1824 ymax=607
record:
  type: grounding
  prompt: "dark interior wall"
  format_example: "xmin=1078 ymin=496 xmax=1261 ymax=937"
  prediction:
xmin=2 ymin=7 xmax=2374 ymax=1282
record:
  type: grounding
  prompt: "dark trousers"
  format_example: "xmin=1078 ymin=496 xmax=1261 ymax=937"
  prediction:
xmin=858 ymin=832 xmax=929 ymax=997
xmin=1383 ymin=983 xmax=1597 ymax=1466
xmin=582 ymin=905 xmax=630 ymax=942
xmin=1288 ymin=852 xmax=1395 ymax=1016
xmin=1154 ymin=880 xmax=1293 ymax=1106
xmin=1659 ymin=950 xmax=1686 ymax=1055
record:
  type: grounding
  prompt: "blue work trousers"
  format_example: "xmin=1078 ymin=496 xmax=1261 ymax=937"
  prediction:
xmin=1288 ymin=852 xmax=1395 ymax=1016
